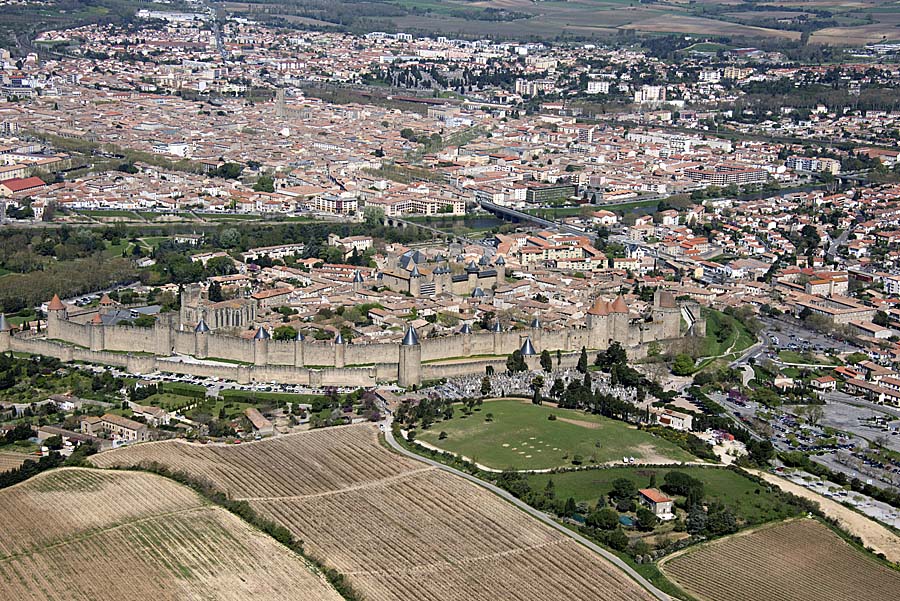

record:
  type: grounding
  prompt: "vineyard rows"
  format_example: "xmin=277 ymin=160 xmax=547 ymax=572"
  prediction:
xmin=93 ymin=424 xmax=656 ymax=601
xmin=0 ymin=468 xmax=343 ymax=601
xmin=0 ymin=452 xmax=29 ymax=474
xmin=662 ymin=518 xmax=900 ymax=601
xmin=91 ymin=424 xmax=423 ymax=498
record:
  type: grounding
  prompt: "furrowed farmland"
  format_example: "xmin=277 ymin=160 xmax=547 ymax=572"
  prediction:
xmin=0 ymin=452 xmax=30 ymax=473
xmin=660 ymin=518 xmax=900 ymax=601
xmin=91 ymin=424 xmax=657 ymax=601
xmin=0 ymin=468 xmax=343 ymax=601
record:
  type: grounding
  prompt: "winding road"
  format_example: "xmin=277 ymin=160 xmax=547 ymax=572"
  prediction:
xmin=379 ymin=416 xmax=672 ymax=601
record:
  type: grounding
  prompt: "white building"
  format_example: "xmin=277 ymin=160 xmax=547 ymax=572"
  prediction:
xmin=587 ymin=80 xmax=611 ymax=94
xmin=634 ymin=85 xmax=666 ymax=104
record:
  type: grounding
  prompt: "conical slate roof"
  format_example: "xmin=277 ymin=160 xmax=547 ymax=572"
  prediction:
xmin=296 ymin=331 xmax=305 ymax=341
xmin=194 ymin=319 xmax=210 ymax=333
xmin=353 ymin=270 xmax=364 ymax=283
xmin=334 ymin=332 xmax=345 ymax=344
xmin=479 ymin=254 xmax=489 ymax=266
xmin=490 ymin=321 xmax=503 ymax=333
xmin=465 ymin=260 xmax=479 ymax=273
xmin=495 ymin=255 xmax=505 ymax=266
xmin=471 ymin=287 xmax=486 ymax=298
xmin=0 ymin=314 xmax=10 ymax=332
xmin=48 ymin=294 xmax=65 ymax=311
xmin=459 ymin=323 xmax=472 ymax=334
xmin=521 ymin=337 xmax=537 ymax=356
xmin=530 ymin=316 xmax=541 ymax=328
xmin=401 ymin=325 xmax=419 ymax=346
xmin=254 ymin=326 xmax=270 ymax=340
xmin=410 ymin=264 xmax=422 ymax=278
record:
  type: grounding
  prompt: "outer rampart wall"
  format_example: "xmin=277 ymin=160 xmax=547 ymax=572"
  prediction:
xmin=35 ymin=298 xmax=699 ymax=387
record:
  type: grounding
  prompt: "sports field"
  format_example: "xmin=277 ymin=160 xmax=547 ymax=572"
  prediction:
xmin=415 ymin=399 xmax=696 ymax=470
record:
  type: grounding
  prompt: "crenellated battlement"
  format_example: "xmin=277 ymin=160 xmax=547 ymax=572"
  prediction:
xmin=33 ymin=290 xmax=702 ymax=388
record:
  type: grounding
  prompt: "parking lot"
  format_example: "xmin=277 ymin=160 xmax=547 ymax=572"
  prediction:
xmin=85 ymin=362 xmax=359 ymax=398
xmin=712 ymin=386 xmax=900 ymax=492
xmin=758 ymin=316 xmax=858 ymax=359
xmin=814 ymin=394 xmax=900 ymax=453
xmin=783 ymin=469 xmax=900 ymax=528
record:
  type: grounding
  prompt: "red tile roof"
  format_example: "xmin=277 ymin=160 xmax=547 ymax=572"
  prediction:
xmin=639 ymin=488 xmax=672 ymax=504
xmin=0 ymin=176 xmax=45 ymax=193
xmin=48 ymin=294 xmax=66 ymax=311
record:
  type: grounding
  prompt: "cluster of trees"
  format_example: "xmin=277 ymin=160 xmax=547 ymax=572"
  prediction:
xmin=372 ymin=62 xmax=520 ymax=94
xmin=0 ymin=253 xmax=138 ymax=312
xmin=528 ymin=343 xmax=674 ymax=424
xmin=129 ymin=382 xmax=161 ymax=402
xmin=87 ymin=370 xmax=124 ymax=396
xmin=399 ymin=128 xmax=443 ymax=151
xmin=495 ymin=468 xmax=744 ymax=560
xmin=150 ymin=242 xmax=237 ymax=285
xmin=0 ymin=452 xmax=64 ymax=489
xmin=211 ymin=163 xmax=243 ymax=180
xmin=506 ymin=349 xmax=528 ymax=374
xmin=253 ymin=174 xmax=275 ymax=193
xmin=395 ymin=396 xmax=456 ymax=430
xmin=3 ymin=422 xmax=34 ymax=444
xmin=0 ymin=354 xmax=63 ymax=392
xmin=0 ymin=229 xmax=137 ymax=312
xmin=739 ymin=80 xmax=900 ymax=123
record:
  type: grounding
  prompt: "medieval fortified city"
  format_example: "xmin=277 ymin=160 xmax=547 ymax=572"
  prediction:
xmin=3 ymin=1 xmax=900 ymax=600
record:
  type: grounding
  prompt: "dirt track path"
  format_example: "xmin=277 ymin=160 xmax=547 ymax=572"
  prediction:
xmin=750 ymin=470 xmax=900 ymax=563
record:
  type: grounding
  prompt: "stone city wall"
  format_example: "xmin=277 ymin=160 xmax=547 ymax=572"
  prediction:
xmin=36 ymin=296 xmax=696 ymax=387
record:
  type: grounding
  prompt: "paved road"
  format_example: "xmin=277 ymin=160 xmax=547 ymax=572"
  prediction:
xmin=827 ymin=227 xmax=851 ymax=260
xmin=380 ymin=418 xmax=672 ymax=601
xmin=709 ymin=391 xmax=765 ymax=442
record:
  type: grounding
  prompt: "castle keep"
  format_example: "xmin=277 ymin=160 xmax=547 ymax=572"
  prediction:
xmin=0 ymin=290 xmax=702 ymax=389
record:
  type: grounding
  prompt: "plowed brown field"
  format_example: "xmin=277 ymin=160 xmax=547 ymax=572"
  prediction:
xmin=0 ymin=452 xmax=30 ymax=473
xmin=0 ymin=468 xmax=343 ymax=601
xmin=92 ymin=424 xmax=656 ymax=601
xmin=661 ymin=518 xmax=900 ymax=601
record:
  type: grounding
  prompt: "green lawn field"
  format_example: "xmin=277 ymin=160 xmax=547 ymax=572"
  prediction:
xmin=79 ymin=209 xmax=141 ymax=218
xmin=700 ymin=309 xmax=756 ymax=358
xmin=526 ymin=466 xmax=803 ymax=526
xmin=219 ymin=389 xmax=322 ymax=403
xmin=143 ymin=392 xmax=198 ymax=411
xmin=416 ymin=399 xmax=696 ymax=470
